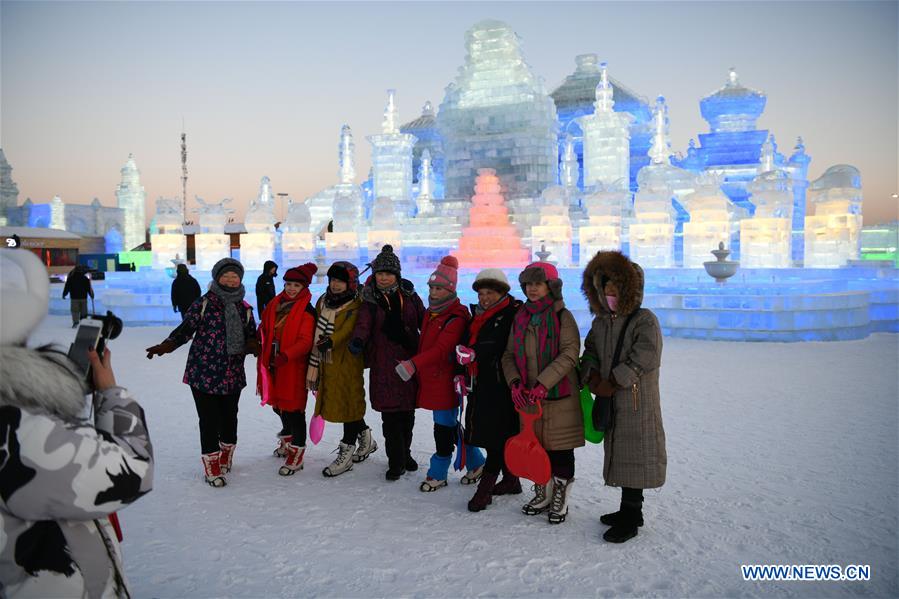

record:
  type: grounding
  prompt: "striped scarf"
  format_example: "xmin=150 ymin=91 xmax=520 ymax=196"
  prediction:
xmin=511 ymin=295 xmax=570 ymax=399
xmin=306 ymin=299 xmax=351 ymax=388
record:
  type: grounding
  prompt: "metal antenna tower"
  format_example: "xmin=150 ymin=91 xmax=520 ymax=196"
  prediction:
xmin=180 ymin=120 xmax=188 ymax=223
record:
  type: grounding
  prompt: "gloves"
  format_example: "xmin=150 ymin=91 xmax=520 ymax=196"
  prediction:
xmin=528 ymin=383 xmax=548 ymax=404
xmin=453 ymin=374 xmax=468 ymax=397
xmin=316 ymin=336 xmax=333 ymax=352
xmin=348 ymin=337 xmax=365 ymax=355
xmin=145 ymin=340 xmax=177 ymax=359
xmin=593 ymin=378 xmax=617 ymax=397
xmin=510 ymin=380 xmax=529 ymax=410
xmin=274 ymin=352 xmax=288 ymax=368
xmin=579 ymin=361 xmax=597 ymax=387
xmin=455 ymin=344 xmax=476 ymax=365
xmin=395 ymin=359 xmax=416 ymax=382
xmin=587 ymin=371 xmax=603 ymax=395
xmin=245 ymin=338 xmax=261 ymax=358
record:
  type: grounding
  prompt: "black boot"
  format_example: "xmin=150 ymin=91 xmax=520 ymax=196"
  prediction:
xmin=602 ymin=487 xmax=644 ymax=527
xmin=603 ymin=502 xmax=642 ymax=543
xmin=600 ymin=510 xmax=644 ymax=527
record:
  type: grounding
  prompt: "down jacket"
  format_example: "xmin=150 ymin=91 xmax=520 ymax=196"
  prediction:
xmin=581 ymin=250 xmax=666 ymax=489
xmin=257 ymin=290 xmax=316 ymax=412
xmin=412 ymin=299 xmax=470 ymax=411
xmin=0 ymin=346 xmax=154 ymax=598
xmin=313 ymin=295 xmax=366 ymax=423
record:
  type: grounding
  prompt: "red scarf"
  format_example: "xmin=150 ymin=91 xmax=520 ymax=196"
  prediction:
xmin=466 ymin=296 xmax=511 ymax=378
xmin=257 ymin=288 xmax=311 ymax=404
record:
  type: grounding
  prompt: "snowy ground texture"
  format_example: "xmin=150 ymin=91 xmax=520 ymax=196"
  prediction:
xmin=31 ymin=315 xmax=898 ymax=598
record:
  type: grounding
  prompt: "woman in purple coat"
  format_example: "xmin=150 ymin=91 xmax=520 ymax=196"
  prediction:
xmin=349 ymin=245 xmax=425 ymax=481
xmin=145 ymin=258 xmax=259 ymax=487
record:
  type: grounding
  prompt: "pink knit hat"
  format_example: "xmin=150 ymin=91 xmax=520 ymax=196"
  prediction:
xmin=428 ymin=255 xmax=459 ymax=294
xmin=519 ymin=261 xmax=563 ymax=299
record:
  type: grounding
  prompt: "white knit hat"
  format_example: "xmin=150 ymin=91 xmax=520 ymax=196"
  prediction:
xmin=1 ymin=250 xmax=50 ymax=345
xmin=472 ymin=268 xmax=510 ymax=294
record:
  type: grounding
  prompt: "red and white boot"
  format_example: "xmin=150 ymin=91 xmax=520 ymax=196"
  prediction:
xmin=201 ymin=451 xmax=226 ymax=487
xmin=278 ymin=444 xmax=305 ymax=476
xmin=219 ymin=442 xmax=236 ymax=473
xmin=273 ymin=435 xmax=292 ymax=458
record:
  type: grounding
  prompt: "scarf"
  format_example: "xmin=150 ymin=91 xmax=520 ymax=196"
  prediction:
xmin=511 ymin=295 xmax=569 ymax=399
xmin=465 ymin=295 xmax=510 ymax=378
xmin=324 ymin=286 xmax=357 ymax=309
xmin=428 ymin=291 xmax=458 ymax=313
xmin=257 ymin=288 xmax=311 ymax=405
xmin=306 ymin=296 xmax=354 ymax=387
xmin=209 ymin=282 xmax=247 ymax=355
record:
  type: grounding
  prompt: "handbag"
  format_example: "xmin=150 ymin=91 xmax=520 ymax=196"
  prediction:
xmin=591 ymin=310 xmax=639 ymax=433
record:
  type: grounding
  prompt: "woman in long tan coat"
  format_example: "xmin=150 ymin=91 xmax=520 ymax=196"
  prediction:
xmin=306 ymin=262 xmax=376 ymax=477
xmin=581 ymin=250 xmax=666 ymax=544
xmin=501 ymin=262 xmax=582 ymax=524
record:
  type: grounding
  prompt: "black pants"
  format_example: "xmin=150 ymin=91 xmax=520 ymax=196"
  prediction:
xmin=483 ymin=443 xmax=506 ymax=476
xmin=191 ymin=388 xmax=239 ymax=455
xmin=622 ymin=487 xmax=644 ymax=509
xmin=276 ymin=408 xmax=307 ymax=447
xmin=381 ymin=410 xmax=415 ymax=471
xmin=341 ymin=419 xmax=368 ymax=445
xmin=548 ymin=449 xmax=575 ymax=479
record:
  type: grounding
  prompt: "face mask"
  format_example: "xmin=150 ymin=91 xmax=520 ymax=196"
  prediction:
xmin=605 ymin=295 xmax=618 ymax=312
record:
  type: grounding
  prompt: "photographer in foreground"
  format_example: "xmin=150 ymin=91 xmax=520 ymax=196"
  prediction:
xmin=0 ymin=249 xmax=154 ymax=598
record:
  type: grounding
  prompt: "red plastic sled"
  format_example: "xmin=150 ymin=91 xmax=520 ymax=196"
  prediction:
xmin=504 ymin=401 xmax=551 ymax=485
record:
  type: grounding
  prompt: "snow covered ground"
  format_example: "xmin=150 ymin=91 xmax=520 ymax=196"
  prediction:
xmin=30 ymin=315 xmax=898 ymax=597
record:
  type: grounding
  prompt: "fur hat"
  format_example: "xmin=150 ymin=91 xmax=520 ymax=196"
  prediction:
xmin=327 ymin=261 xmax=359 ymax=291
xmin=284 ymin=263 xmax=318 ymax=286
xmin=428 ymin=255 xmax=459 ymax=293
xmin=472 ymin=268 xmax=510 ymax=295
xmin=518 ymin=262 xmax=562 ymax=300
xmin=211 ymin=257 xmax=244 ymax=281
xmin=580 ymin=250 xmax=644 ymax=316
xmin=369 ymin=244 xmax=401 ymax=277
xmin=1 ymin=250 xmax=50 ymax=345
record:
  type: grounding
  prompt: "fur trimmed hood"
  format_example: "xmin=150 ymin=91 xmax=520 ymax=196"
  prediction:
xmin=0 ymin=345 xmax=88 ymax=421
xmin=581 ymin=251 xmax=645 ymax=316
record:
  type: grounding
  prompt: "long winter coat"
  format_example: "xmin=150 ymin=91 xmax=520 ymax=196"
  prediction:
xmin=171 ymin=272 xmax=202 ymax=314
xmin=0 ymin=346 xmax=153 ymax=598
xmin=351 ymin=279 xmax=426 ymax=413
xmin=501 ymin=300 xmax=583 ymax=451
xmin=166 ymin=291 xmax=257 ymax=395
xmin=463 ymin=297 xmax=522 ymax=449
xmin=581 ymin=250 xmax=666 ymax=489
xmin=412 ymin=299 xmax=470 ymax=412
xmin=314 ymin=295 xmax=366 ymax=423
xmin=257 ymin=290 xmax=316 ymax=412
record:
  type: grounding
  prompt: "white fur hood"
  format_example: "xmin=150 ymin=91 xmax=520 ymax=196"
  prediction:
xmin=0 ymin=345 xmax=88 ymax=420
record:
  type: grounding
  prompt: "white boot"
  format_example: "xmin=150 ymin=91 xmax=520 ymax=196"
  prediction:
xmin=547 ymin=477 xmax=575 ymax=524
xmin=273 ymin=435 xmax=292 ymax=458
xmin=521 ymin=479 xmax=554 ymax=515
xmin=352 ymin=427 xmax=378 ymax=463
xmin=322 ymin=442 xmax=355 ymax=477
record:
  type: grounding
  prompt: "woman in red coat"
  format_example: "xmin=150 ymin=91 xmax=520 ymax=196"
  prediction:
xmin=396 ymin=256 xmax=483 ymax=492
xmin=257 ymin=263 xmax=317 ymax=475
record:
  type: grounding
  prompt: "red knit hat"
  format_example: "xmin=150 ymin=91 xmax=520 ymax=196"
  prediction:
xmin=428 ymin=255 xmax=459 ymax=294
xmin=283 ymin=262 xmax=317 ymax=286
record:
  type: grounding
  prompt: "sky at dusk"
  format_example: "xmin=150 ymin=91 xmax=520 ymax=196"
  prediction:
xmin=1 ymin=1 xmax=897 ymax=225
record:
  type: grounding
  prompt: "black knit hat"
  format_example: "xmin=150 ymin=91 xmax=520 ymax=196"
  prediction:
xmin=327 ymin=261 xmax=359 ymax=291
xmin=369 ymin=244 xmax=401 ymax=277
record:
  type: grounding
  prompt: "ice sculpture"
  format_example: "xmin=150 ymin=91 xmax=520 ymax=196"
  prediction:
xmin=307 ymin=124 xmax=365 ymax=240
xmin=50 ymin=195 xmax=66 ymax=231
xmin=579 ymin=62 xmax=633 ymax=191
xmin=453 ymin=168 xmax=529 ymax=267
xmin=150 ymin=198 xmax=186 ymax=270
xmin=741 ymin=139 xmax=794 ymax=268
xmin=401 ymin=101 xmax=445 ymax=200
xmin=0 ymin=148 xmax=19 ymax=226
xmin=550 ymin=54 xmax=652 ymax=191
xmin=531 ymin=186 xmax=573 ymax=266
xmin=241 ymin=177 xmax=277 ymax=270
xmin=805 ymin=165 xmax=863 ymax=267
xmin=579 ymin=180 xmax=630 ymax=265
xmin=437 ymin=20 xmax=558 ymax=203
xmin=416 ymin=149 xmax=435 ymax=216
xmin=194 ymin=197 xmax=233 ymax=271
xmin=282 ymin=197 xmax=316 ymax=264
xmin=368 ymin=90 xmax=417 ymax=221
xmin=367 ymin=196 xmax=402 ymax=258
xmin=115 ymin=154 xmax=147 ymax=251
xmin=682 ymin=173 xmax=736 ymax=268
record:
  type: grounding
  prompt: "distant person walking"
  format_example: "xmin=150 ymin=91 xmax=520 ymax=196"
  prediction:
xmin=171 ymin=263 xmax=202 ymax=319
xmin=256 ymin=260 xmax=279 ymax=318
xmin=62 ymin=264 xmax=94 ymax=327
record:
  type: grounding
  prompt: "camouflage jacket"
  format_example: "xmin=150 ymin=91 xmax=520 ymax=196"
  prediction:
xmin=0 ymin=346 xmax=154 ymax=598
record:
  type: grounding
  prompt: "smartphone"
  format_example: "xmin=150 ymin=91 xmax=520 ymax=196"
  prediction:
xmin=68 ymin=320 xmax=103 ymax=380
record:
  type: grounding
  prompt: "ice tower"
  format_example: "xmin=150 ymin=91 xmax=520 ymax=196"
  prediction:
xmin=281 ymin=198 xmax=315 ymax=264
xmin=115 ymin=154 xmax=147 ymax=250
xmin=368 ymin=90 xmax=417 ymax=221
xmin=241 ymin=176 xmax=277 ymax=270
xmin=401 ymin=101 xmax=445 ymax=200
xmin=306 ymin=124 xmax=365 ymax=241
xmin=550 ymin=54 xmax=652 ymax=191
xmin=437 ymin=20 xmax=558 ymax=205
xmin=681 ymin=173 xmax=737 ymax=268
xmin=578 ymin=62 xmax=633 ymax=191
xmin=579 ymin=181 xmax=630 ymax=265
xmin=0 ymin=149 xmax=19 ymax=226
xmin=805 ymin=165 xmax=863 ymax=267
xmin=150 ymin=198 xmax=186 ymax=269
